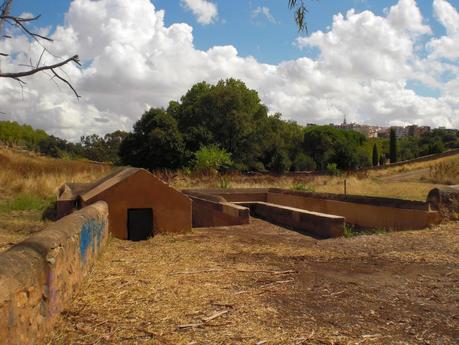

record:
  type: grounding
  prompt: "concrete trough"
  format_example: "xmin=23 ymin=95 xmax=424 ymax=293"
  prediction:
xmin=237 ymin=201 xmax=345 ymax=238
xmin=186 ymin=188 xmax=442 ymax=232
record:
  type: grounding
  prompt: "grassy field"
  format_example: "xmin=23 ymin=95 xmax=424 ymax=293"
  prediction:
xmin=0 ymin=147 xmax=112 ymax=251
xmin=166 ymin=153 xmax=459 ymax=201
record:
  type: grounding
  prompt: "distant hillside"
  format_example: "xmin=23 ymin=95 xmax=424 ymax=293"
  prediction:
xmin=0 ymin=146 xmax=112 ymax=199
xmin=0 ymin=120 xmax=48 ymax=148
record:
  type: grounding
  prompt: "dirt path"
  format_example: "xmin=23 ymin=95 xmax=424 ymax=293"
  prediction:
xmin=47 ymin=219 xmax=459 ymax=345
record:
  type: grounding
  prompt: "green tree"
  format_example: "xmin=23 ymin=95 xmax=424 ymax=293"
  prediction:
xmin=390 ymin=128 xmax=398 ymax=163
xmin=303 ymin=126 xmax=368 ymax=170
xmin=119 ymin=108 xmax=184 ymax=170
xmin=372 ymin=143 xmax=379 ymax=166
xmin=170 ymin=78 xmax=270 ymax=169
xmin=292 ymin=152 xmax=316 ymax=171
xmin=270 ymin=148 xmax=291 ymax=174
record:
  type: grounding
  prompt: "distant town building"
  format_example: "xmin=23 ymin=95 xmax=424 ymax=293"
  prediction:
xmin=407 ymin=125 xmax=431 ymax=137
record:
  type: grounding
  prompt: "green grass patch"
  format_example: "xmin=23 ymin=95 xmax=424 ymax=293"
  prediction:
xmin=344 ymin=223 xmax=388 ymax=238
xmin=0 ymin=194 xmax=53 ymax=214
xmin=290 ymin=183 xmax=315 ymax=192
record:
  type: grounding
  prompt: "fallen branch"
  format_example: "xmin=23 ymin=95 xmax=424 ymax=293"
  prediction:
xmin=202 ymin=310 xmax=229 ymax=323
xmin=259 ymin=278 xmax=295 ymax=289
xmin=169 ymin=268 xmax=223 ymax=275
xmin=177 ymin=310 xmax=230 ymax=330
xmin=236 ymin=269 xmax=297 ymax=275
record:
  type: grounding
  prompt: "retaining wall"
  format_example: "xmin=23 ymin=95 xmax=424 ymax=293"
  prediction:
xmin=183 ymin=191 xmax=250 ymax=227
xmin=238 ymin=202 xmax=344 ymax=238
xmin=0 ymin=202 xmax=109 ymax=345
xmin=188 ymin=188 xmax=442 ymax=231
xmin=267 ymin=189 xmax=441 ymax=230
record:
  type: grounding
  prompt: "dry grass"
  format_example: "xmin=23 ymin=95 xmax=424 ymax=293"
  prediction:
xmin=46 ymin=219 xmax=459 ymax=345
xmin=159 ymin=153 xmax=459 ymax=201
xmin=427 ymin=159 xmax=459 ymax=185
xmin=0 ymin=147 xmax=112 ymax=251
xmin=0 ymin=147 xmax=112 ymax=198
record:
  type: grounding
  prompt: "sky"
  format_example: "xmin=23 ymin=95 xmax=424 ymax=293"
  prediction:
xmin=1 ymin=0 xmax=459 ymax=140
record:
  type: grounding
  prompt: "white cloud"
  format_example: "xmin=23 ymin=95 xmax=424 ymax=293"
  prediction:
xmin=252 ymin=6 xmax=277 ymax=24
xmin=181 ymin=0 xmax=218 ymax=25
xmin=387 ymin=0 xmax=432 ymax=36
xmin=428 ymin=0 xmax=459 ymax=60
xmin=0 ymin=0 xmax=458 ymax=141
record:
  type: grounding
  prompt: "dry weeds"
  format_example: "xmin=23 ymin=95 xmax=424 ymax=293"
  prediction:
xmin=46 ymin=219 xmax=459 ymax=345
xmin=0 ymin=147 xmax=111 ymax=198
xmin=0 ymin=147 xmax=112 ymax=251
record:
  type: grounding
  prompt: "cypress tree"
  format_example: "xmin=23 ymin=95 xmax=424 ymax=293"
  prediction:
xmin=372 ymin=143 xmax=379 ymax=166
xmin=390 ymin=128 xmax=398 ymax=163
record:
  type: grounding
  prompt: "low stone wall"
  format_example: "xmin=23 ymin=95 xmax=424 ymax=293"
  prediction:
xmin=0 ymin=202 xmax=109 ymax=345
xmin=267 ymin=190 xmax=441 ymax=230
xmin=238 ymin=202 xmax=344 ymax=238
xmin=360 ymin=148 xmax=459 ymax=171
xmin=184 ymin=192 xmax=250 ymax=228
xmin=184 ymin=188 xmax=269 ymax=203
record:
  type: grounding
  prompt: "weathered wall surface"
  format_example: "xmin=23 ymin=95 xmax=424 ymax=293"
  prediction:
xmin=267 ymin=190 xmax=441 ymax=230
xmin=239 ymin=202 xmax=344 ymax=238
xmin=187 ymin=194 xmax=250 ymax=228
xmin=0 ymin=202 xmax=109 ymax=345
xmin=84 ymin=170 xmax=192 ymax=239
xmin=184 ymin=189 xmax=268 ymax=203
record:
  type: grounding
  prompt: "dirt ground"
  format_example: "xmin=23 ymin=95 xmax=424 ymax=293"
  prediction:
xmin=46 ymin=219 xmax=459 ymax=345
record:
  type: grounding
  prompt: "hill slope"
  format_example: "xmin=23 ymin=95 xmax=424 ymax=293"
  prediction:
xmin=0 ymin=147 xmax=112 ymax=251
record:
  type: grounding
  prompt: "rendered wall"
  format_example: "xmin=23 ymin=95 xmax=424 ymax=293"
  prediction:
xmin=0 ymin=202 xmax=109 ymax=345
xmin=239 ymin=201 xmax=344 ymax=238
xmin=83 ymin=170 xmax=192 ymax=239
xmin=184 ymin=189 xmax=268 ymax=203
xmin=267 ymin=191 xmax=441 ymax=230
xmin=187 ymin=194 xmax=250 ymax=228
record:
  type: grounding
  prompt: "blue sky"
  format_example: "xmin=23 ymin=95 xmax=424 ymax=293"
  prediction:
xmin=3 ymin=0 xmax=459 ymax=138
xmin=12 ymin=0 xmax=457 ymax=64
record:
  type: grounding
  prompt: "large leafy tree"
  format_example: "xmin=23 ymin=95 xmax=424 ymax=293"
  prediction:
xmin=303 ymin=126 xmax=369 ymax=170
xmin=169 ymin=78 xmax=270 ymax=169
xmin=119 ymin=108 xmax=184 ymax=170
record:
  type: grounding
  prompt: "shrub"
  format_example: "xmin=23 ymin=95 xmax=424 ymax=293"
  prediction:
xmin=218 ymin=176 xmax=231 ymax=189
xmin=290 ymin=183 xmax=315 ymax=192
xmin=194 ymin=145 xmax=233 ymax=174
xmin=326 ymin=163 xmax=340 ymax=176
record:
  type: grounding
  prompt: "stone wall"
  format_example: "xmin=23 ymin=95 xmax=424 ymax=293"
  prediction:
xmin=0 ymin=202 xmax=109 ymax=345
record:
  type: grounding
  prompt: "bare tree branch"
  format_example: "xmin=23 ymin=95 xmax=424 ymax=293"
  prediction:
xmin=51 ymin=68 xmax=81 ymax=100
xmin=0 ymin=54 xmax=80 ymax=78
xmin=0 ymin=0 xmax=12 ymax=35
xmin=0 ymin=0 xmax=81 ymax=100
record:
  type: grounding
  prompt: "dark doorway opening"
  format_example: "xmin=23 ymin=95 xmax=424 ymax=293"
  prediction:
xmin=127 ymin=208 xmax=153 ymax=241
